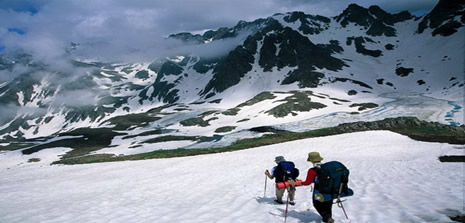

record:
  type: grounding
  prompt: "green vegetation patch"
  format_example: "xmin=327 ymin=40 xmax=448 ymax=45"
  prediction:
xmin=180 ymin=117 xmax=209 ymax=127
xmin=330 ymin=97 xmax=351 ymax=103
xmin=349 ymin=103 xmax=379 ymax=111
xmin=103 ymin=104 xmax=173 ymax=131
xmin=209 ymin=99 xmax=222 ymax=104
xmin=180 ymin=117 xmax=218 ymax=127
xmin=266 ymin=91 xmax=326 ymax=117
xmin=0 ymin=143 xmax=35 ymax=151
xmin=199 ymin=111 xmax=218 ymax=118
xmin=237 ymin=91 xmax=276 ymax=107
xmin=28 ymin=158 xmax=41 ymax=163
xmin=221 ymin=92 xmax=276 ymax=116
xmin=105 ymin=113 xmax=162 ymax=130
xmin=178 ymin=110 xmax=219 ymax=127
xmin=52 ymin=117 xmax=465 ymax=165
xmin=122 ymin=129 xmax=163 ymax=140
xmin=439 ymin=156 xmax=465 ymax=162
xmin=222 ymin=108 xmax=240 ymax=116
xmin=22 ymin=128 xmax=126 ymax=159
xmin=143 ymin=135 xmax=206 ymax=144
xmin=215 ymin=126 xmax=237 ymax=133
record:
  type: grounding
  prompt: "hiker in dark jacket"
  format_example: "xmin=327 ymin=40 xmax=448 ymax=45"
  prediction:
xmin=290 ymin=152 xmax=334 ymax=223
xmin=265 ymin=156 xmax=296 ymax=205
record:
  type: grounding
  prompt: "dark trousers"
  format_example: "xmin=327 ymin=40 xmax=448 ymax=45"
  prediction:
xmin=313 ymin=199 xmax=333 ymax=222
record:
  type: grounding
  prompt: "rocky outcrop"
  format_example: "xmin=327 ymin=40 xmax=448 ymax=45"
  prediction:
xmin=417 ymin=0 xmax=465 ymax=36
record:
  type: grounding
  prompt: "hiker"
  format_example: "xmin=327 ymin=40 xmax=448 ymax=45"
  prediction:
xmin=290 ymin=152 xmax=335 ymax=223
xmin=265 ymin=156 xmax=296 ymax=205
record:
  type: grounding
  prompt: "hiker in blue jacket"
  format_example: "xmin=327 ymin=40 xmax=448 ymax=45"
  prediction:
xmin=265 ymin=156 xmax=296 ymax=205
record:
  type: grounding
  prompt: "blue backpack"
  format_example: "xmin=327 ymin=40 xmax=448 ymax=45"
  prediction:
xmin=316 ymin=161 xmax=350 ymax=195
xmin=274 ymin=161 xmax=300 ymax=182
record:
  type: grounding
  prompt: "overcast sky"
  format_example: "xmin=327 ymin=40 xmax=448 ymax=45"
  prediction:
xmin=0 ymin=0 xmax=439 ymax=63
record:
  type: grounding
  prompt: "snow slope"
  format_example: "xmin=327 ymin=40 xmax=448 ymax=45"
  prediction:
xmin=0 ymin=131 xmax=463 ymax=223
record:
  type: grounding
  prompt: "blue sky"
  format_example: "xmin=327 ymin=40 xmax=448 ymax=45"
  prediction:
xmin=0 ymin=0 xmax=439 ymax=61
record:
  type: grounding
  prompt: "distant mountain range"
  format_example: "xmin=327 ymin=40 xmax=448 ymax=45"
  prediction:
xmin=0 ymin=0 xmax=463 ymax=160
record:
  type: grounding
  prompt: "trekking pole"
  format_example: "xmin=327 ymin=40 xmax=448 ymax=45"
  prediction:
xmin=336 ymin=182 xmax=349 ymax=219
xmin=337 ymin=199 xmax=349 ymax=219
xmin=264 ymin=174 xmax=268 ymax=197
xmin=284 ymin=190 xmax=289 ymax=223
xmin=283 ymin=175 xmax=291 ymax=223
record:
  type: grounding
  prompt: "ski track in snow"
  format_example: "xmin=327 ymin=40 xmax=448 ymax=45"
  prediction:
xmin=0 ymin=131 xmax=463 ymax=223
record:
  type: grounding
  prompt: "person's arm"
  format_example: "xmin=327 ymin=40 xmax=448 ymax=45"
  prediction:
xmin=292 ymin=168 xmax=317 ymax=186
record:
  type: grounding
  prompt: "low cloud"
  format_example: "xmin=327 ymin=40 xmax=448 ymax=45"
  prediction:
xmin=163 ymin=31 xmax=252 ymax=59
xmin=0 ymin=64 xmax=31 ymax=83
xmin=0 ymin=103 xmax=19 ymax=125
xmin=51 ymin=89 xmax=99 ymax=108
xmin=0 ymin=0 xmax=437 ymax=65
xmin=0 ymin=103 xmax=47 ymax=126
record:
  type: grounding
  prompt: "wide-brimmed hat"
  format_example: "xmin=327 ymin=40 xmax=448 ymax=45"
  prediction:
xmin=307 ymin=152 xmax=323 ymax=163
xmin=274 ymin=156 xmax=285 ymax=163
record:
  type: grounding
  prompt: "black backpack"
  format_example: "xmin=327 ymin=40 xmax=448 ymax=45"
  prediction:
xmin=274 ymin=161 xmax=300 ymax=182
xmin=315 ymin=161 xmax=349 ymax=196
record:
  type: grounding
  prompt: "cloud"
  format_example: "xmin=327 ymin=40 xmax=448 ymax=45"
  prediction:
xmin=158 ymin=31 xmax=252 ymax=60
xmin=0 ymin=103 xmax=48 ymax=126
xmin=51 ymin=89 xmax=100 ymax=108
xmin=0 ymin=103 xmax=19 ymax=125
xmin=0 ymin=64 xmax=31 ymax=83
xmin=0 ymin=0 xmax=438 ymax=65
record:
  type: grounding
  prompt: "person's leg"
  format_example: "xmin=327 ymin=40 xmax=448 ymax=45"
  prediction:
xmin=288 ymin=187 xmax=295 ymax=201
xmin=313 ymin=200 xmax=333 ymax=222
xmin=288 ymin=187 xmax=296 ymax=205
xmin=275 ymin=187 xmax=284 ymax=203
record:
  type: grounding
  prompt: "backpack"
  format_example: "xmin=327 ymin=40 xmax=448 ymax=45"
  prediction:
xmin=315 ymin=161 xmax=349 ymax=196
xmin=274 ymin=161 xmax=300 ymax=182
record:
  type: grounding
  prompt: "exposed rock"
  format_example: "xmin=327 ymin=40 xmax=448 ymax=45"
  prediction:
xmin=417 ymin=0 xmax=465 ymax=36
xmin=347 ymin=37 xmax=383 ymax=57
xmin=396 ymin=67 xmax=414 ymax=77
xmin=336 ymin=4 xmax=375 ymax=28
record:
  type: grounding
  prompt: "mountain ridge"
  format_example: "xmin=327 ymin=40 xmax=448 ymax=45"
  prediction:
xmin=0 ymin=0 xmax=463 ymax=161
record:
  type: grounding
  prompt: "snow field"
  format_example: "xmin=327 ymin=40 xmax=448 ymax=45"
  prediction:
xmin=0 ymin=130 xmax=463 ymax=223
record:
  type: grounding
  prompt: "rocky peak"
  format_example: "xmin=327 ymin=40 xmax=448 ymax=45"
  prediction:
xmin=169 ymin=18 xmax=270 ymax=44
xmin=335 ymin=4 xmax=375 ymax=28
xmin=368 ymin=6 xmax=412 ymax=24
xmin=283 ymin=11 xmax=331 ymax=35
xmin=417 ymin=0 xmax=465 ymax=36
xmin=336 ymin=4 xmax=412 ymax=37
xmin=168 ymin=32 xmax=205 ymax=44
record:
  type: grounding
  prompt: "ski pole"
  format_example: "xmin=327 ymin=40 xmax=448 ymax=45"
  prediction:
xmin=283 ymin=174 xmax=290 ymax=223
xmin=264 ymin=174 xmax=268 ymax=197
xmin=337 ymin=199 xmax=349 ymax=219
xmin=336 ymin=182 xmax=349 ymax=219
xmin=284 ymin=191 xmax=289 ymax=223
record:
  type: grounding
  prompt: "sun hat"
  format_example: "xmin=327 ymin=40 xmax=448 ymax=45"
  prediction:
xmin=274 ymin=156 xmax=285 ymax=163
xmin=307 ymin=152 xmax=323 ymax=163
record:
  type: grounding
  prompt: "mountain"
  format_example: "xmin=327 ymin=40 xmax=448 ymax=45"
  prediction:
xmin=0 ymin=0 xmax=464 ymax=163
